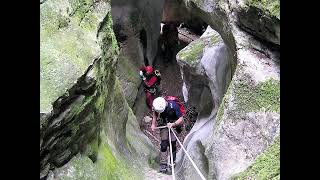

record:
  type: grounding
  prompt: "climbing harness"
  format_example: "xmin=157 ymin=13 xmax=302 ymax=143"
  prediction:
xmin=156 ymin=126 xmax=206 ymax=180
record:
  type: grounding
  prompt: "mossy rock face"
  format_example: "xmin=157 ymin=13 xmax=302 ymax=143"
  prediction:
xmin=245 ymin=0 xmax=280 ymax=19
xmin=41 ymin=0 xmax=162 ymax=179
xmin=94 ymin=131 xmax=141 ymax=180
xmin=234 ymin=77 xmax=280 ymax=113
xmin=177 ymin=40 xmax=205 ymax=65
xmin=176 ymin=0 xmax=280 ymax=179
xmin=176 ymin=26 xmax=234 ymax=179
xmin=40 ymin=0 xmax=110 ymax=112
xmin=205 ymin=57 xmax=279 ymax=179
xmin=49 ymin=132 xmax=142 ymax=180
xmin=116 ymin=50 xmax=141 ymax=107
xmin=215 ymin=62 xmax=280 ymax=129
xmin=47 ymin=154 xmax=99 ymax=180
xmin=40 ymin=0 xmax=119 ymax=177
xmin=177 ymin=33 xmax=222 ymax=66
xmin=232 ymin=136 xmax=280 ymax=180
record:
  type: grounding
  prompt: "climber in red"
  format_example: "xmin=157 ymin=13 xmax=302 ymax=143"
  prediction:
xmin=139 ymin=65 xmax=161 ymax=109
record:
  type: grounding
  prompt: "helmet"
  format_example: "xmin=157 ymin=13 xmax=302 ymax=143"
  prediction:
xmin=145 ymin=66 xmax=153 ymax=74
xmin=153 ymin=97 xmax=167 ymax=113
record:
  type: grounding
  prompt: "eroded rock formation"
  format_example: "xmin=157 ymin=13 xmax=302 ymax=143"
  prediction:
xmin=40 ymin=0 xmax=156 ymax=179
xmin=174 ymin=0 xmax=280 ymax=179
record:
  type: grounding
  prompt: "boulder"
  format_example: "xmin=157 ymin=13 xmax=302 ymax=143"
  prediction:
xmin=40 ymin=0 xmax=157 ymax=179
xmin=175 ymin=0 xmax=280 ymax=179
xmin=175 ymin=26 xmax=232 ymax=179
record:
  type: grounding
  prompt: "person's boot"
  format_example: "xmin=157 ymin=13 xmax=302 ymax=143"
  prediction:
xmin=159 ymin=151 xmax=168 ymax=173
xmin=167 ymin=162 xmax=175 ymax=175
xmin=167 ymin=152 xmax=176 ymax=175
xmin=159 ymin=162 xmax=167 ymax=173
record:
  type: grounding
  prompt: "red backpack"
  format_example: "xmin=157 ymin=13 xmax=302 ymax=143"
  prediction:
xmin=164 ymin=96 xmax=186 ymax=115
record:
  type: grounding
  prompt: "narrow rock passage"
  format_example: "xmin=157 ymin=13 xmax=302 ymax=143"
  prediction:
xmin=141 ymin=27 xmax=201 ymax=179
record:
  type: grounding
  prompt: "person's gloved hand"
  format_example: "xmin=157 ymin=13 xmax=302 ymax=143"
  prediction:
xmin=167 ymin=123 xmax=175 ymax=129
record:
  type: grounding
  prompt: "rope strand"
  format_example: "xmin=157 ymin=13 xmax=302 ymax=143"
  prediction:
xmin=168 ymin=128 xmax=175 ymax=180
xmin=155 ymin=126 xmax=206 ymax=180
xmin=170 ymin=128 xmax=206 ymax=180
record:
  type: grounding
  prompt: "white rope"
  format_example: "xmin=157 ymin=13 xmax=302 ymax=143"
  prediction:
xmin=154 ymin=126 xmax=206 ymax=180
xmin=168 ymin=127 xmax=175 ymax=180
xmin=170 ymin=128 xmax=206 ymax=180
xmin=154 ymin=125 xmax=167 ymax=129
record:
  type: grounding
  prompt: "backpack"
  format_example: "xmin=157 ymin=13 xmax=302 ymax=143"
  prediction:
xmin=164 ymin=96 xmax=185 ymax=116
xmin=164 ymin=96 xmax=185 ymax=134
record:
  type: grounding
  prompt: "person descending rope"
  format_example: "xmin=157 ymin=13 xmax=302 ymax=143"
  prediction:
xmin=151 ymin=96 xmax=185 ymax=174
xmin=139 ymin=66 xmax=161 ymax=110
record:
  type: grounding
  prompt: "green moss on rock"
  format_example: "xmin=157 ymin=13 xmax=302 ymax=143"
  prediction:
xmin=96 ymin=132 xmax=140 ymax=180
xmin=177 ymin=40 xmax=205 ymax=64
xmin=84 ymin=137 xmax=99 ymax=160
xmin=232 ymin=136 xmax=280 ymax=180
xmin=215 ymin=84 xmax=231 ymax=126
xmin=210 ymin=35 xmax=220 ymax=45
xmin=234 ymin=78 xmax=280 ymax=113
xmin=177 ymin=34 xmax=222 ymax=65
xmin=40 ymin=0 xmax=107 ymax=112
xmin=50 ymin=154 xmax=99 ymax=180
xmin=246 ymin=0 xmax=280 ymax=19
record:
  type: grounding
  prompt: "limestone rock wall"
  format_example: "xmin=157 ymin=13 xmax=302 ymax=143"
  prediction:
xmin=175 ymin=0 xmax=280 ymax=179
xmin=111 ymin=0 xmax=165 ymax=126
xmin=40 ymin=0 xmax=156 ymax=179
xmin=175 ymin=26 xmax=233 ymax=180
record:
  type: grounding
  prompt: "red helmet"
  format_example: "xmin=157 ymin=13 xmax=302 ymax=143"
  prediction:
xmin=145 ymin=66 xmax=153 ymax=74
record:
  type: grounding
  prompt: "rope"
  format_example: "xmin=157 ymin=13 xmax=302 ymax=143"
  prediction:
xmin=168 ymin=127 xmax=175 ymax=180
xmin=154 ymin=125 xmax=167 ymax=129
xmin=170 ymin=128 xmax=207 ymax=180
xmin=155 ymin=126 xmax=206 ymax=180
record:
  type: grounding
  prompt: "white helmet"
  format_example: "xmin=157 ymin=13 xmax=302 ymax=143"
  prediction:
xmin=152 ymin=97 xmax=167 ymax=113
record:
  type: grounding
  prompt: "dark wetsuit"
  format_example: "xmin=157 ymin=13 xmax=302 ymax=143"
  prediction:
xmin=157 ymin=100 xmax=183 ymax=162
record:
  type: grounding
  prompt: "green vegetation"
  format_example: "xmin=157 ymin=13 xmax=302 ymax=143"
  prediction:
xmin=234 ymin=78 xmax=280 ymax=113
xmin=214 ymin=76 xmax=279 ymax=133
xmin=177 ymin=35 xmax=222 ymax=65
xmin=96 ymin=132 xmax=140 ymax=180
xmin=210 ymin=35 xmax=220 ymax=45
xmin=246 ymin=0 xmax=280 ymax=19
xmin=178 ymin=40 xmax=205 ymax=64
xmin=232 ymin=136 xmax=280 ymax=180
xmin=40 ymin=0 xmax=104 ymax=112
xmin=215 ymin=84 xmax=231 ymax=126
xmin=52 ymin=154 xmax=100 ymax=179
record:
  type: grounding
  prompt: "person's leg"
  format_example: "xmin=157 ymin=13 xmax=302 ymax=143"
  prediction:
xmin=160 ymin=128 xmax=169 ymax=172
xmin=168 ymin=129 xmax=177 ymax=164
